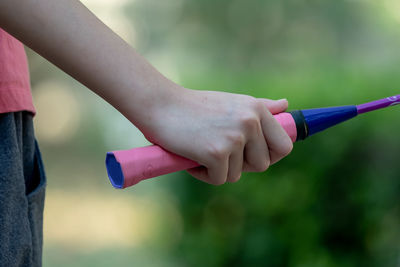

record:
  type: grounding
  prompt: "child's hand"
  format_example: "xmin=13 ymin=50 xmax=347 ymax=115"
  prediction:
xmin=142 ymin=87 xmax=293 ymax=185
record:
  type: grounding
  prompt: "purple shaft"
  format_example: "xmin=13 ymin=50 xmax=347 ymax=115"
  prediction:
xmin=357 ymin=95 xmax=400 ymax=114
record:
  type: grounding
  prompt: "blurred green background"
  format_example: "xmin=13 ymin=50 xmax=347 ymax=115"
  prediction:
xmin=26 ymin=0 xmax=400 ymax=266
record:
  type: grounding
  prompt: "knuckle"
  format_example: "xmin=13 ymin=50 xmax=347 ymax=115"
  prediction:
xmin=228 ymin=133 xmax=245 ymax=148
xmin=240 ymin=114 xmax=260 ymax=132
xmin=207 ymin=145 xmax=227 ymax=161
xmin=252 ymin=99 xmax=267 ymax=113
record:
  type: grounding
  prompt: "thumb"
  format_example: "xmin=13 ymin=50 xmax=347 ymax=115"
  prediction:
xmin=258 ymin=98 xmax=289 ymax=115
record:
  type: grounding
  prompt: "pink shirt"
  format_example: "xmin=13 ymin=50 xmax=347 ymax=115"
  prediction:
xmin=0 ymin=28 xmax=35 ymax=115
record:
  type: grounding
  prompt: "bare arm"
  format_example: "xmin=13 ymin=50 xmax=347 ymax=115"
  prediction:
xmin=0 ymin=0 xmax=293 ymax=185
xmin=0 ymin=0 xmax=173 ymax=130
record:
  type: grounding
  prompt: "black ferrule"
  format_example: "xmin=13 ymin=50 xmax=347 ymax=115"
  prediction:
xmin=289 ymin=110 xmax=308 ymax=141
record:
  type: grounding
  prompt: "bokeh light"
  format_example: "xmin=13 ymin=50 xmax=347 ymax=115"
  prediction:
xmin=33 ymin=80 xmax=80 ymax=144
xmin=43 ymin=190 xmax=183 ymax=251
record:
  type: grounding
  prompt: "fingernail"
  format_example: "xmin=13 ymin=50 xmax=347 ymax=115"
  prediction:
xmin=278 ymin=98 xmax=288 ymax=102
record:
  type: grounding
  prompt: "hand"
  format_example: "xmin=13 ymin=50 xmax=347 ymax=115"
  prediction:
xmin=142 ymin=87 xmax=293 ymax=185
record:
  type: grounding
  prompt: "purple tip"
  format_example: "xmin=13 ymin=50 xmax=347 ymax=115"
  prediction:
xmin=356 ymin=95 xmax=400 ymax=114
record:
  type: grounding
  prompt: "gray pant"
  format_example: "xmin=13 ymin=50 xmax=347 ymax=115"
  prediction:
xmin=0 ymin=112 xmax=46 ymax=267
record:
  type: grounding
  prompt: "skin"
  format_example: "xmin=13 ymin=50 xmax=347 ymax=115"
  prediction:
xmin=0 ymin=0 xmax=293 ymax=185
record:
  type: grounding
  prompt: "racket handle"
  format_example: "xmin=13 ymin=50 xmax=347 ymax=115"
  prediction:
xmin=106 ymin=112 xmax=297 ymax=189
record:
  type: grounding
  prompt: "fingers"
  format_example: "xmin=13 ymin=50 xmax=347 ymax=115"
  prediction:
xmin=226 ymin=148 xmax=243 ymax=183
xmin=186 ymin=166 xmax=210 ymax=184
xmin=187 ymin=148 xmax=230 ymax=185
xmin=258 ymin=98 xmax=288 ymax=114
xmin=188 ymin=138 xmax=245 ymax=185
xmin=242 ymin=137 xmax=270 ymax=173
xmin=258 ymin=102 xmax=293 ymax=165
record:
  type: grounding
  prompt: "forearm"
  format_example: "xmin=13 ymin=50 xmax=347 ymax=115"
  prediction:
xmin=0 ymin=0 xmax=178 ymax=129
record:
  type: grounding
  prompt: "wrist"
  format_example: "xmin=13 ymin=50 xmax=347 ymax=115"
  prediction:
xmin=122 ymin=78 xmax=186 ymax=135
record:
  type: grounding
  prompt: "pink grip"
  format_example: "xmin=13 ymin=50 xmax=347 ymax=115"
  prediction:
xmin=106 ymin=112 xmax=297 ymax=188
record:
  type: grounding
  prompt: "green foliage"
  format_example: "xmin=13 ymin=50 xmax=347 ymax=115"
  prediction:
xmin=125 ymin=0 xmax=400 ymax=266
